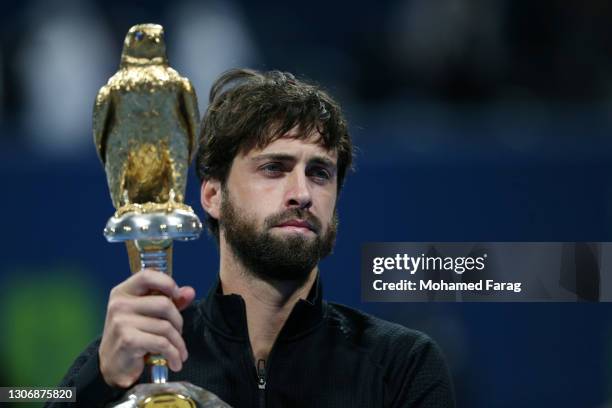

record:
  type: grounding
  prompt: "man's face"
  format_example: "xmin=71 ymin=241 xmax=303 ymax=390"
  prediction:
xmin=219 ymin=130 xmax=339 ymax=283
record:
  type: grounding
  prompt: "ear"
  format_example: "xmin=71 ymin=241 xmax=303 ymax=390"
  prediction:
xmin=201 ymin=179 xmax=221 ymax=220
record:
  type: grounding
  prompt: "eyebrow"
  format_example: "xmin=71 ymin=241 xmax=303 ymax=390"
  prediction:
xmin=251 ymin=153 xmax=337 ymax=172
xmin=309 ymin=156 xmax=337 ymax=172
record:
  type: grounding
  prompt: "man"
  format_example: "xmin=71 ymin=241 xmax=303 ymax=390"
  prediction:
xmin=49 ymin=69 xmax=455 ymax=407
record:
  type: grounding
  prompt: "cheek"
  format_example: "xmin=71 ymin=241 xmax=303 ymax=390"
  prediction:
xmin=240 ymin=177 xmax=289 ymax=211
xmin=243 ymin=181 xmax=283 ymax=209
xmin=234 ymin=170 xmax=280 ymax=195
xmin=316 ymin=188 xmax=337 ymax=221
xmin=231 ymin=183 xmax=280 ymax=222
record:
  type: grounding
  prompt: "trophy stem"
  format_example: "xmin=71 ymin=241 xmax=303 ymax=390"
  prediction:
xmin=149 ymin=357 xmax=169 ymax=384
xmin=139 ymin=243 xmax=172 ymax=384
xmin=140 ymin=248 xmax=169 ymax=274
xmin=103 ymin=208 xmax=213 ymax=402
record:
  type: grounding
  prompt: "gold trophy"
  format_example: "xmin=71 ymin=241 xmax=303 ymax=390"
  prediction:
xmin=93 ymin=23 xmax=231 ymax=408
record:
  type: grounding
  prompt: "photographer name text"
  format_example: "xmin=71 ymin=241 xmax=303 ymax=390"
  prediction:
xmin=371 ymin=253 xmax=522 ymax=293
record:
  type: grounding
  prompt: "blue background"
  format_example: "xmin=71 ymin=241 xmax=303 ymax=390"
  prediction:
xmin=1 ymin=1 xmax=611 ymax=407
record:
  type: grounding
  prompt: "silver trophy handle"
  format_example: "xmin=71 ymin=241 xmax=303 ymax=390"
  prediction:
xmin=106 ymin=212 xmax=202 ymax=386
xmin=136 ymin=240 xmax=172 ymax=384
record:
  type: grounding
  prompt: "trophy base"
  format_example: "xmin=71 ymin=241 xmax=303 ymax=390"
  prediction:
xmin=110 ymin=382 xmax=231 ymax=408
xmin=103 ymin=206 xmax=203 ymax=274
xmin=104 ymin=206 xmax=202 ymax=243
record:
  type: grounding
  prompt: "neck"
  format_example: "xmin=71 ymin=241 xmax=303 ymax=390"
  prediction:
xmin=120 ymin=55 xmax=168 ymax=67
xmin=218 ymin=239 xmax=318 ymax=363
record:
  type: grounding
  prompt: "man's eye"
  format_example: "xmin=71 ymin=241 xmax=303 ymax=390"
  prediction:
xmin=261 ymin=163 xmax=283 ymax=176
xmin=309 ymin=167 xmax=331 ymax=182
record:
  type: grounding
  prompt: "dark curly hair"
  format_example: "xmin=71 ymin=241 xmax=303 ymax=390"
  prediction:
xmin=195 ymin=68 xmax=353 ymax=241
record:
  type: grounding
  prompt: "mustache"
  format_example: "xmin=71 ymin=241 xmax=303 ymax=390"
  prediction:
xmin=265 ymin=208 xmax=322 ymax=234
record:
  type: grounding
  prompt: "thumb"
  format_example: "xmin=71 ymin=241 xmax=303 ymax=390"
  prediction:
xmin=174 ymin=286 xmax=196 ymax=311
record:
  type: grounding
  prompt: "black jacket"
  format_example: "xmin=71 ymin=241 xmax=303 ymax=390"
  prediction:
xmin=47 ymin=278 xmax=455 ymax=407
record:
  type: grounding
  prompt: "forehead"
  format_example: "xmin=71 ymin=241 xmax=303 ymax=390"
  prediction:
xmin=240 ymin=131 xmax=338 ymax=163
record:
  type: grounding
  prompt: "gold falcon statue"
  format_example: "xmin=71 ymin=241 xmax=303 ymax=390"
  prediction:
xmin=94 ymin=23 xmax=230 ymax=408
xmin=93 ymin=23 xmax=199 ymax=210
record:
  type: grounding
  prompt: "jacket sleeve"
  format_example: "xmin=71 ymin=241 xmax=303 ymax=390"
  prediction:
xmin=387 ymin=333 xmax=455 ymax=408
xmin=44 ymin=338 xmax=125 ymax=408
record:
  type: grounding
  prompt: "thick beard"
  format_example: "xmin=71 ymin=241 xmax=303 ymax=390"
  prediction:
xmin=219 ymin=190 xmax=337 ymax=285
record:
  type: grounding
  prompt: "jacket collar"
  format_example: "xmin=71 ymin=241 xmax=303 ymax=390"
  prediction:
xmin=202 ymin=274 xmax=325 ymax=341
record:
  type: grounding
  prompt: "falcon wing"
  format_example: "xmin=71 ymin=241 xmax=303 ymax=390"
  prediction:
xmin=180 ymin=78 xmax=200 ymax=163
xmin=92 ymin=84 xmax=113 ymax=164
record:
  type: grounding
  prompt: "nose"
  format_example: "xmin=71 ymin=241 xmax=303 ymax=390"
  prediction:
xmin=285 ymin=169 xmax=312 ymax=210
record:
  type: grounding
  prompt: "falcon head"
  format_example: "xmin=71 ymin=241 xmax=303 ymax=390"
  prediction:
xmin=121 ymin=23 xmax=167 ymax=65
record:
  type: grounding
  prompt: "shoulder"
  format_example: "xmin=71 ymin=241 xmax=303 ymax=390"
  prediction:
xmin=325 ymin=302 xmax=436 ymax=354
xmin=325 ymin=303 xmax=455 ymax=406
xmin=325 ymin=302 xmax=449 ymax=377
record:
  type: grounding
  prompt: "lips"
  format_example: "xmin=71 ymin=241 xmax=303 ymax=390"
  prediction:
xmin=276 ymin=219 xmax=316 ymax=232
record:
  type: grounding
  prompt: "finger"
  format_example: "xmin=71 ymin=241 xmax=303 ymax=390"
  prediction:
xmin=122 ymin=269 xmax=180 ymax=298
xmin=127 ymin=295 xmax=184 ymax=333
xmin=174 ymin=286 xmax=196 ymax=311
xmin=134 ymin=331 xmax=183 ymax=372
xmin=129 ymin=315 xmax=188 ymax=362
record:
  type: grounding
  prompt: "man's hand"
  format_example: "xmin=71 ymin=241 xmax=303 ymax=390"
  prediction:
xmin=98 ymin=269 xmax=196 ymax=388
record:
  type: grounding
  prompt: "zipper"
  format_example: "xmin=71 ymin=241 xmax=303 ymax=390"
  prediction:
xmin=248 ymin=337 xmax=277 ymax=407
xmin=257 ymin=359 xmax=266 ymax=408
